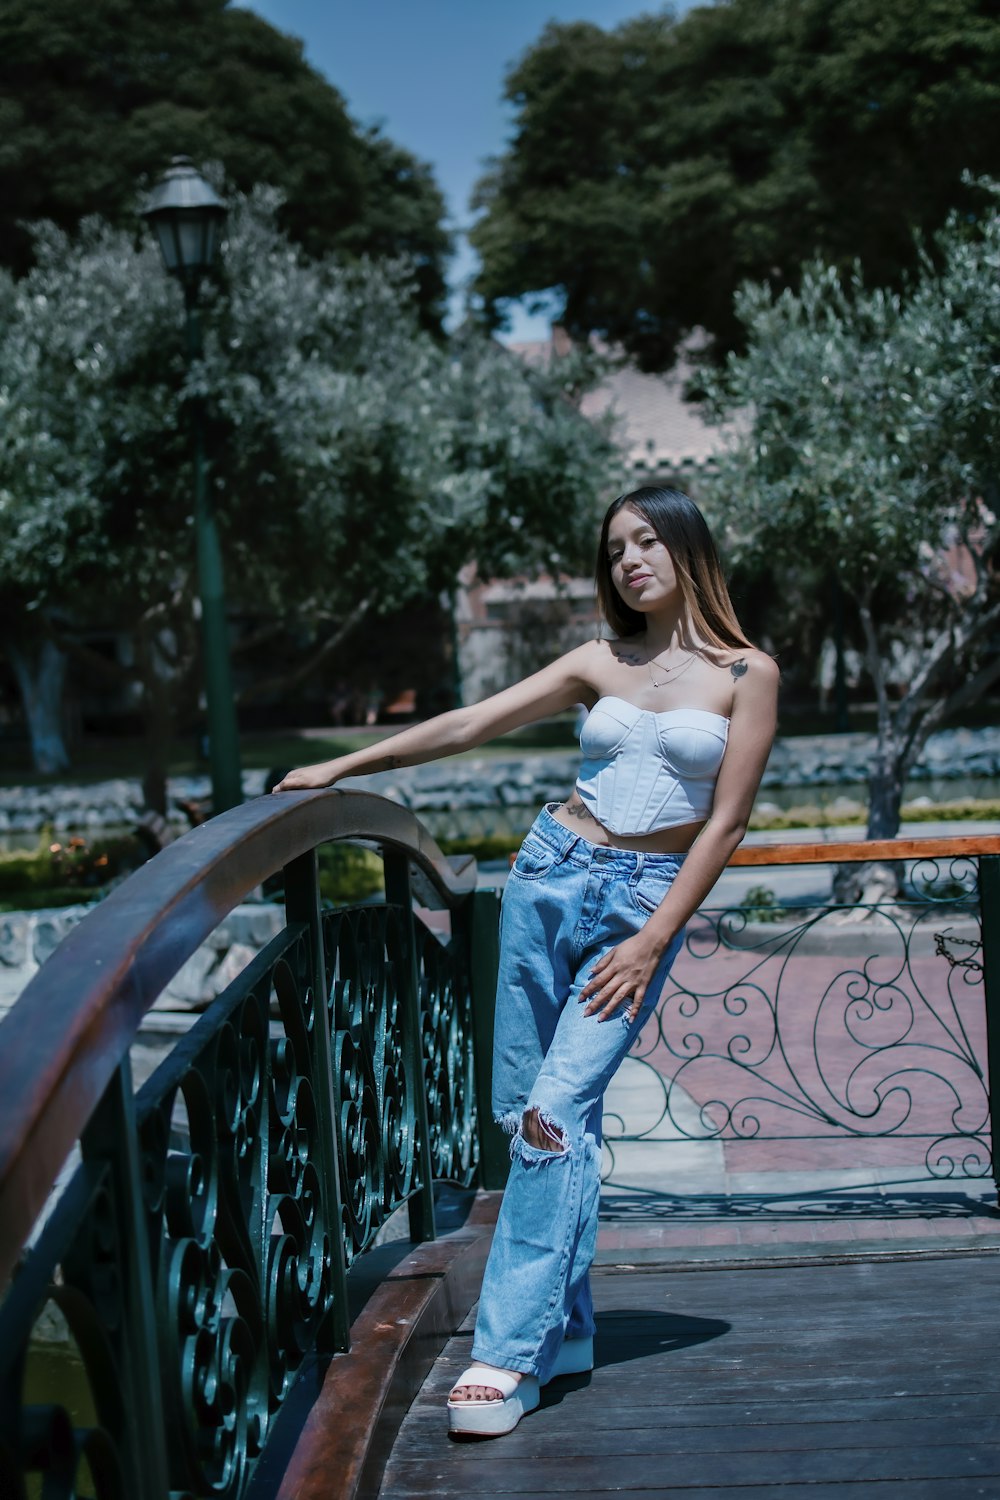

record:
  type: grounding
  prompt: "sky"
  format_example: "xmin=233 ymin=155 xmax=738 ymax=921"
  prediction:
xmin=237 ymin=0 xmax=696 ymax=339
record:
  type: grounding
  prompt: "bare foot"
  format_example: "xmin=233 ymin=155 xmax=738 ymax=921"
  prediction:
xmin=449 ymin=1365 xmax=522 ymax=1403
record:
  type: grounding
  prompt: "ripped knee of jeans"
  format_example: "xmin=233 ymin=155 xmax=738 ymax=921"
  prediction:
xmin=520 ymin=1106 xmax=568 ymax=1153
xmin=495 ymin=1109 xmax=523 ymax=1139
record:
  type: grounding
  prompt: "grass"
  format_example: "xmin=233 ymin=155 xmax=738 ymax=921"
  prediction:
xmin=0 ymin=832 xmax=147 ymax=912
xmin=748 ymin=796 xmax=1000 ymax=832
xmin=0 ymin=730 xmax=382 ymax=788
xmin=0 ymin=717 xmax=582 ymax=789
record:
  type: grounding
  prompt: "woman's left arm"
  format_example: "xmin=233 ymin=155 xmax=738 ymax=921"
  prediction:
xmin=581 ymin=652 xmax=780 ymax=1020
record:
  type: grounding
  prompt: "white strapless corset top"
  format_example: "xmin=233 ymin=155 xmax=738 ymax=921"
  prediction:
xmin=575 ymin=696 xmax=729 ymax=835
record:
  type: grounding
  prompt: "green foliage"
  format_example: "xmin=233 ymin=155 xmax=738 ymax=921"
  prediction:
xmin=0 ymin=0 xmax=450 ymax=326
xmin=738 ymin=885 xmax=787 ymax=923
xmin=472 ymin=0 xmax=1000 ymax=369
xmin=436 ymin=833 xmax=521 ymax=864
xmin=901 ymin=798 xmax=1000 ymax=824
xmin=699 ymin=192 xmax=1000 ymax=836
xmin=0 ymin=191 xmax=617 ymax=761
xmin=315 ymin=843 xmax=384 ymax=906
xmin=0 ymin=831 xmax=145 ymax=909
xmin=0 ymin=833 xmax=381 ymax=909
xmin=913 ymin=873 xmax=971 ymax=902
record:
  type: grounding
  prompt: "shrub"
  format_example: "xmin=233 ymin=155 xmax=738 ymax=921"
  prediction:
xmin=738 ymin=885 xmax=788 ymax=923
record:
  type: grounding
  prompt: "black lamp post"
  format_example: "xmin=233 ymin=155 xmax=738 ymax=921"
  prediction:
xmin=143 ymin=156 xmax=242 ymax=813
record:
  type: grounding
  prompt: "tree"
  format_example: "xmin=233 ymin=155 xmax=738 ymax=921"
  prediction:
xmin=471 ymin=0 xmax=1000 ymax=369
xmin=0 ymin=0 xmax=450 ymax=326
xmin=0 ymin=192 xmax=617 ymax=796
xmin=697 ymin=189 xmax=1000 ymax=841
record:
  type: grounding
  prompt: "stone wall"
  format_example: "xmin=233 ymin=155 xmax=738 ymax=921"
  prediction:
xmin=2 ymin=724 xmax=999 ymax=838
xmin=0 ymin=901 xmax=285 ymax=1023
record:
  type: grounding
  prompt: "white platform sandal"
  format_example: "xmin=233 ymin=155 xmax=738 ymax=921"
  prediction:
xmin=546 ymin=1334 xmax=594 ymax=1381
xmin=447 ymin=1366 xmax=540 ymax=1437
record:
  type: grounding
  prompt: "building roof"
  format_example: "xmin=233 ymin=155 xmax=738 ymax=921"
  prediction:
xmin=507 ymin=330 xmax=737 ymax=474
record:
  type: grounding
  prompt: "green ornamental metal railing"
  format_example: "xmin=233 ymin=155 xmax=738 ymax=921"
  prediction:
xmin=2 ymin=801 xmax=999 ymax=1499
xmin=0 ymin=790 xmax=507 ymax=1500
xmin=606 ymin=836 xmax=1000 ymax=1201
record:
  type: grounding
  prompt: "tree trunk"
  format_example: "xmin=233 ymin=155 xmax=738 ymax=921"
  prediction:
xmin=141 ymin=689 xmax=173 ymax=817
xmin=866 ymin=756 xmax=904 ymax=841
xmin=832 ymin=754 xmax=905 ymax=908
xmin=855 ymin=594 xmax=904 ymax=843
xmin=6 ymin=635 xmax=71 ymax=774
xmin=135 ymin=623 xmax=178 ymax=816
xmin=826 ymin=686 xmax=907 ymax=904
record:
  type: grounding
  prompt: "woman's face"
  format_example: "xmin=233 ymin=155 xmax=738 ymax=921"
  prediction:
xmin=606 ymin=505 xmax=678 ymax=613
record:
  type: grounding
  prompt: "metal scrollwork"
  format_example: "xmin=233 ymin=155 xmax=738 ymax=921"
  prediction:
xmin=606 ymin=872 xmax=990 ymax=1184
xmin=131 ymin=928 xmax=332 ymax=1497
xmin=325 ymin=905 xmax=415 ymax=1264
xmin=414 ymin=922 xmax=478 ymax=1188
xmin=2 ymin=803 xmax=486 ymax=1500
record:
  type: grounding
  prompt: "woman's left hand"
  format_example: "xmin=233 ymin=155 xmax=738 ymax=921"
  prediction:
xmin=579 ymin=931 xmax=665 ymax=1022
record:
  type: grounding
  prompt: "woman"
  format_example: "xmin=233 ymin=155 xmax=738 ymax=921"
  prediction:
xmin=275 ymin=487 xmax=778 ymax=1437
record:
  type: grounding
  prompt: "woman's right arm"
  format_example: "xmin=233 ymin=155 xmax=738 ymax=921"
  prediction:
xmin=272 ymin=640 xmax=600 ymax=791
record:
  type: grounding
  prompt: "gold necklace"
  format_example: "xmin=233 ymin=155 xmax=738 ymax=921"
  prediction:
xmin=646 ymin=649 xmax=698 ymax=689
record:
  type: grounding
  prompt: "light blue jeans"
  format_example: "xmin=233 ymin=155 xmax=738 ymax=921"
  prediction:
xmin=471 ymin=803 xmax=685 ymax=1380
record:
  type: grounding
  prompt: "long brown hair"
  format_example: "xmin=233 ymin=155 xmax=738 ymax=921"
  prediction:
xmin=595 ymin=487 xmax=753 ymax=649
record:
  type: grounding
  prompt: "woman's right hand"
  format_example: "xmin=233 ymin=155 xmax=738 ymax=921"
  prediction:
xmin=271 ymin=760 xmax=345 ymax=792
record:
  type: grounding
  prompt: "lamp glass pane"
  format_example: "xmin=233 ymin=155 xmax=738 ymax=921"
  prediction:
xmin=153 ymin=219 xmax=182 ymax=273
xmin=177 ymin=216 xmax=207 ymax=272
xmin=202 ymin=217 xmax=221 ymax=266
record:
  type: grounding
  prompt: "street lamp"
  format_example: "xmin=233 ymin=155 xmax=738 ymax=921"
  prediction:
xmin=143 ymin=156 xmax=242 ymax=813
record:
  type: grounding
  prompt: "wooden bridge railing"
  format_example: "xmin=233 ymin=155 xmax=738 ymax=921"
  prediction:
xmin=1 ymin=808 xmax=999 ymax=1499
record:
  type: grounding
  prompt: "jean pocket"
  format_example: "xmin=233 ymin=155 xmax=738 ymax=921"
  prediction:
xmin=510 ymin=834 xmax=560 ymax=880
xmin=630 ymin=871 xmax=675 ymax=915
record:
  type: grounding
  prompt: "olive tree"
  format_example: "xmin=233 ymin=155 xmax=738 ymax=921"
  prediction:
xmin=0 ymin=191 xmax=616 ymax=796
xmin=699 ymin=191 xmax=1000 ymax=840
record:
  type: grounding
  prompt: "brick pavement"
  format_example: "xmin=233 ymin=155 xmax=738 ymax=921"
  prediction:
xmin=595 ymin=905 xmax=999 ymax=1258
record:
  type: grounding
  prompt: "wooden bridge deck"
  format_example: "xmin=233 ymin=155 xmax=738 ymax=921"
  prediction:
xmin=380 ymin=1251 xmax=1000 ymax=1499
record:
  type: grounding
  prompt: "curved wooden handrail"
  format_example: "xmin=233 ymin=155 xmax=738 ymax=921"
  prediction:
xmin=0 ymin=789 xmax=476 ymax=1289
xmin=729 ymin=833 xmax=1000 ymax=866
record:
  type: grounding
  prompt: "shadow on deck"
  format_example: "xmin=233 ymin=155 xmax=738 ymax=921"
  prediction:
xmin=382 ymin=1244 xmax=1000 ymax=1499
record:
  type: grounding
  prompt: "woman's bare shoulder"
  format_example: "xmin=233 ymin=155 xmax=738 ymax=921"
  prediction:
xmin=550 ymin=636 xmax=642 ymax=704
xmin=555 ymin=636 xmax=609 ymax=669
xmin=706 ymin=645 xmax=779 ymax=686
xmin=594 ymin=634 xmax=646 ymax=667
